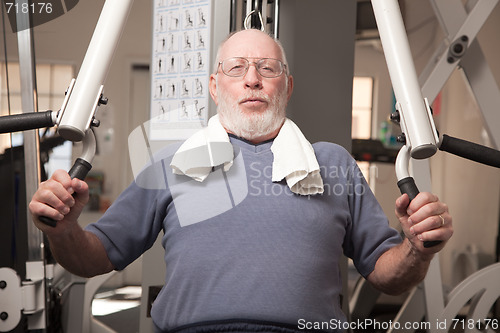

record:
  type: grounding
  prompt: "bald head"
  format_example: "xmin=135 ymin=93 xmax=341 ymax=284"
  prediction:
xmin=214 ymin=29 xmax=289 ymax=74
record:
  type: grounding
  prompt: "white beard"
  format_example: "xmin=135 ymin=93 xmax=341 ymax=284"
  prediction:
xmin=216 ymin=84 xmax=288 ymax=141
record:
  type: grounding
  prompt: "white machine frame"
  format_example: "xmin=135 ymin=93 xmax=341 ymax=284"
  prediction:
xmin=350 ymin=1 xmax=500 ymax=333
xmin=0 ymin=0 xmax=133 ymax=331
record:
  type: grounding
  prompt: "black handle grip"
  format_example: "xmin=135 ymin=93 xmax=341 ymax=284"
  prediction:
xmin=68 ymin=158 xmax=92 ymax=180
xmin=397 ymin=176 xmax=441 ymax=248
xmin=439 ymin=134 xmax=500 ymax=168
xmin=397 ymin=177 xmax=419 ymax=202
xmin=39 ymin=215 xmax=58 ymax=227
xmin=38 ymin=158 xmax=92 ymax=227
xmin=0 ymin=111 xmax=55 ymax=134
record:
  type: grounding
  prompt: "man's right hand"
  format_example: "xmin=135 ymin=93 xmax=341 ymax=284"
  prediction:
xmin=28 ymin=169 xmax=114 ymax=277
xmin=29 ymin=169 xmax=89 ymax=232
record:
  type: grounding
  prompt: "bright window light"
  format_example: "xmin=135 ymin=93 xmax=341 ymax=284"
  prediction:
xmin=0 ymin=62 xmax=74 ymax=176
xmin=352 ymin=76 xmax=374 ymax=184
xmin=352 ymin=76 xmax=373 ymax=139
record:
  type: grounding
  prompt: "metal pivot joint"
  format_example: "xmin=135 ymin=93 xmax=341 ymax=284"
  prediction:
xmin=447 ymin=35 xmax=469 ymax=63
xmin=57 ymin=80 xmax=105 ymax=142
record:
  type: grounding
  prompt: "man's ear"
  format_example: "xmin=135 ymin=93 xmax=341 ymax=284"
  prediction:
xmin=209 ymin=74 xmax=218 ymax=105
xmin=287 ymin=75 xmax=294 ymax=101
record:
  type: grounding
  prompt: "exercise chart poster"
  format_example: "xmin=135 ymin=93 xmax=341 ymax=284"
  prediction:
xmin=150 ymin=0 xmax=211 ymax=140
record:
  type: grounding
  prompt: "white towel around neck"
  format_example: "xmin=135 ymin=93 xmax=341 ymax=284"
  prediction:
xmin=170 ymin=115 xmax=324 ymax=195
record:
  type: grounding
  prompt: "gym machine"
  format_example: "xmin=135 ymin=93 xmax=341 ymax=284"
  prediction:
xmin=0 ymin=0 xmax=133 ymax=331
xmin=351 ymin=1 xmax=500 ymax=332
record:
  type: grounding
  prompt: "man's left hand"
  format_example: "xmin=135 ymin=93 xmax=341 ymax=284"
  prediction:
xmin=395 ymin=192 xmax=453 ymax=254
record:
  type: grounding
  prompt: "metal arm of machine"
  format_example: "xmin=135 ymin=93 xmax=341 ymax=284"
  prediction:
xmin=371 ymin=0 xmax=500 ymax=207
xmin=58 ymin=0 xmax=134 ymax=142
xmin=371 ymin=0 xmax=441 ymax=249
xmin=371 ymin=0 xmax=439 ymax=161
xmin=0 ymin=0 xmax=134 ymax=229
xmin=38 ymin=0 xmax=134 ymax=223
xmin=0 ymin=0 xmax=134 ymax=331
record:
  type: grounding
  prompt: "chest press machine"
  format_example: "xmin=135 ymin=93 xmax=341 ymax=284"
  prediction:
xmin=1 ymin=0 xmax=500 ymax=332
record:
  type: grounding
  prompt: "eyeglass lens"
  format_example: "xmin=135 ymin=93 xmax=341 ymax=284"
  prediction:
xmin=221 ymin=58 xmax=284 ymax=78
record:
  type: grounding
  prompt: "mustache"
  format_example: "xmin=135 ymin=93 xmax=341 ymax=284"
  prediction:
xmin=237 ymin=92 xmax=270 ymax=103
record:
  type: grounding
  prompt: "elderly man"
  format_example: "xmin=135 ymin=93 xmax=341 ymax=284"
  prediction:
xmin=30 ymin=29 xmax=452 ymax=333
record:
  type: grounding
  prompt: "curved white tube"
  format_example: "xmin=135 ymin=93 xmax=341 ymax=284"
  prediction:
xmin=395 ymin=145 xmax=411 ymax=181
xmin=80 ymin=129 xmax=97 ymax=164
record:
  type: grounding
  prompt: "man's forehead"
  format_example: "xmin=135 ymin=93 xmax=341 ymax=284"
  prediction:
xmin=220 ymin=30 xmax=282 ymax=59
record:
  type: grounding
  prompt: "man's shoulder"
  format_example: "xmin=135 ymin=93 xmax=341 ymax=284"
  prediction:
xmin=312 ymin=141 xmax=357 ymax=173
xmin=312 ymin=141 xmax=351 ymax=158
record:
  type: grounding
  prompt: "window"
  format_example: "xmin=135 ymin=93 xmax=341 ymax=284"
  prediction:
xmin=352 ymin=76 xmax=373 ymax=139
xmin=352 ymin=76 xmax=374 ymax=183
xmin=0 ymin=62 xmax=74 ymax=176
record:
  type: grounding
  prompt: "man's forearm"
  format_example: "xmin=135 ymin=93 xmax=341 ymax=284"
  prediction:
xmin=47 ymin=223 xmax=114 ymax=278
xmin=367 ymin=238 xmax=433 ymax=295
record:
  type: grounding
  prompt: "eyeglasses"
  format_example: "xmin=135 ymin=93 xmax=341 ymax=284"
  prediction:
xmin=218 ymin=57 xmax=286 ymax=78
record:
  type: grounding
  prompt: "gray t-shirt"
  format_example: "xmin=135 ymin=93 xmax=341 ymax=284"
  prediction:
xmin=86 ymin=136 xmax=402 ymax=331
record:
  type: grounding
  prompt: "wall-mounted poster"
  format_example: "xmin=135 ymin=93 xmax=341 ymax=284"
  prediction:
xmin=150 ymin=0 xmax=211 ymax=140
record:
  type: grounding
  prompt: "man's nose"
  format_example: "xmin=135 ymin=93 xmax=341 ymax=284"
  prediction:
xmin=243 ymin=63 xmax=262 ymax=89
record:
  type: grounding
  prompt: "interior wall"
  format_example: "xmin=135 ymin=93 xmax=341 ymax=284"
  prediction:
xmin=278 ymin=0 xmax=356 ymax=151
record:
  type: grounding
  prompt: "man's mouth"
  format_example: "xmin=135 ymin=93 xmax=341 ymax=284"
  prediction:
xmin=240 ymin=97 xmax=268 ymax=108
